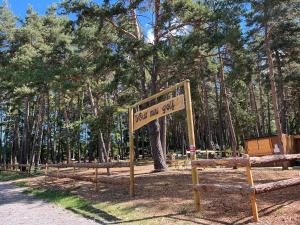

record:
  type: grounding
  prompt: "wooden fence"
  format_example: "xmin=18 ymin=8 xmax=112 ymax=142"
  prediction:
xmin=191 ymin=153 xmax=300 ymax=222
xmin=0 ymin=162 xmax=130 ymax=192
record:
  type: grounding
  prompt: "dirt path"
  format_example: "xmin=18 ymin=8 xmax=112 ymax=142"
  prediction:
xmin=0 ymin=181 xmax=100 ymax=225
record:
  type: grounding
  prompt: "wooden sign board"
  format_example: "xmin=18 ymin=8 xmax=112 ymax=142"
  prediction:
xmin=133 ymin=95 xmax=185 ymax=131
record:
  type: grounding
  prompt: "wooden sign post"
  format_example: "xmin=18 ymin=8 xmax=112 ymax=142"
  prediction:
xmin=184 ymin=81 xmax=200 ymax=211
xmin=128 ymin=80 xmax=198 ymax=200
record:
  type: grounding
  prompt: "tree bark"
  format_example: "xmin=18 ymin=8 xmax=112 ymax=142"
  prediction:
xmin=264 ymin=24 xmax=284 ymax=155
xmin=219 ymin=51 xmax=237 ymax=158
xmin=148 ymin=120 xmax=167 ymax=171
xmin=46 ymin=91 xmax=53 ymax=163
xmin=147 ymin=0 xmax=167 ymax=171
xmin=255 ymin=177 xmax=300 ymax=194
xmin=87 ymin=84 xmax=108 ymax=163
xmin=275 ymin=50 xmax=287 ymax=133
xmin=63 ymin=105 xmax=71 ymax=164
xmin=160 ymin=116 xmax=167 ymax=159
xmin=203 ymin=81 xmax=213 ymax=149
xmin=259 ymin=79 xmax=265 ymax=135
xmin=249 ymin=83 xmax=261 ymax=136
xmin=21 ymin=96 xmax=30 ymax=171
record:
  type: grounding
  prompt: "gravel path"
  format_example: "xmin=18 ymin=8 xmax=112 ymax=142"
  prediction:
xmin=0 ymin=181 xmax=101 ymax=225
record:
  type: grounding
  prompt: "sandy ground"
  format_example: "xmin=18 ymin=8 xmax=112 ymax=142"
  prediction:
xmin=5 ymin=164 xmax=300 ymax=224
xmin=0 ymin=181 xmax=100 ymax=225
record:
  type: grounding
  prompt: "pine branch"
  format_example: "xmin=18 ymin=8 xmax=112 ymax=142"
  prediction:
xmin=105 ymin=18 xmax=137 ymax=40
xmin=158 ymin=19 xmax=205 ymax=39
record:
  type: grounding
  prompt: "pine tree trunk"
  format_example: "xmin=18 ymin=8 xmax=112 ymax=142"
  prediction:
xmin=21 ymin=96 xmax=30 ymax=171
xmin=264 ymin=26 xmax=284 ymax=154
xmin=87 ymin=84 xmax=108 ymax=162
xmin=215 ymin=74 xmax=225 ymax=150
xmin=149 ymin=120 xmax=167 ymax=171
xmin=148 ymin=0 xmax=167 ymax=171
xmin=63 ymin=106 xmax=71 ymax=164
xmin=249 ymin=83 xmax=262 ymax=136
xmin=160 ymin=116 xmax=167 ymax=159
xmin=203 ymin=81 xmax=213 ymax=149
xmin=47 ymin=91 xmax=53 ymax=163
xmin=259 ymin=79 xmax=265 ymax=135
xmin=219 ymin=52 xmax=237 ymax=158
xmin=36 ymin=97 xmax=45 ymax=166
xmin=275 ymin=50 xmax=287 ymax=134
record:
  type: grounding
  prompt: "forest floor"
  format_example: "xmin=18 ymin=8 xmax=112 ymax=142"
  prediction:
xmin=2 ymin=165 xmax=300 ymax=225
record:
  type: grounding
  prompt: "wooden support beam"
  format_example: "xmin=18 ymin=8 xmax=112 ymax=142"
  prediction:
xmin=95 ymin=167 xmax=98 ymax=191
xmin=46 ymin=173 xmax=128 ymax=184
xmin=45 ymin=163 xmax=48 ymax=183
xmin=129 ymin=107 xmax=135 ymax=197
xmin=47 ymin=173 xmax=94 ymax=182
xmin=246 ymin=164 xmax=259 ymax=222
xmin=250 ymin=153 xmax=300 ymax=165
xmin=47 ymin=162 xmax=130 ymax=169
xmin=255 ymin=177 xmax=300 ymax=194
xmin=193 ymin=183 xmax=254 ymax=195
xmin=131 ymin=80 xmax=186 ymax=108
xmin=184 ymin=80 xmax=200 ymax=211
xmin=192 ymin=157 xmax=249 ymax=168
xmin=73 ymin=165 xmax=76 ymax=186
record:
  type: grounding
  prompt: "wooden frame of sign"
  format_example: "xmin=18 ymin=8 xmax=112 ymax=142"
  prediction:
xmin=128 ymin=80 xmax=200 ymax=210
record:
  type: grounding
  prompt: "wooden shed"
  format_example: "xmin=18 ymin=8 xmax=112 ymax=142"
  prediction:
xmin=294 ymin=135 xmax=300 ymax=153
xmin=245 ymin=134 xmax=295 ymax=157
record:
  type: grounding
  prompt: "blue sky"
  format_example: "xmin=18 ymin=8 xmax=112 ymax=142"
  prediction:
xmin=4 ymin=0 xmax=248 ymax=41
xmin=6 ymin=0 xmax=61 ymax=18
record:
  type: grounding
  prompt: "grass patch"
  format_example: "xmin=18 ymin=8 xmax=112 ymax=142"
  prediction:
xmin=23 ymin=188 xmax=122 ymax=223
xmin=22 ymin=187 xmax=185 ymax=224
xmin=0 ymin=171 xmax=28 ymax=181
xmin=22 ymin=188 xmax=168 ymax=224
xmin=15 ymin=181 xmax=29 ymax=187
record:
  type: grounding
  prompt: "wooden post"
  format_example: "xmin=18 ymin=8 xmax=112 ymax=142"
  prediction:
xmin=95 ymin=167 xmax=98 ymax=191
xmin=57 ymin=167 xmax=60 ymax=180
xmin=73 ymin=165 xmax=76 ymax=186
xmin=245 ymin=156 xmax=259 ymax=222
xmin=129 ymin=107 xmax=135 ymax=197
xmin=184 ymin=80 xmax=200 ymax=211
xmin=45 ymin=163 xmax=48 ymax=183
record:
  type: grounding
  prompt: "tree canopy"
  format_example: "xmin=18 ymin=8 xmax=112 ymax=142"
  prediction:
xmin=0 ymin=0 xmax=299 ymax=170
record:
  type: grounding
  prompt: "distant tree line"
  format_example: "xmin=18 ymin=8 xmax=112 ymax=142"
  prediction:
xmin=0 ymin=0 xmax=299 ymax=171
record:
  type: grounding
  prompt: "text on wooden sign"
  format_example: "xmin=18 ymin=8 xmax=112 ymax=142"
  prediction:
xmin=133 ymin=95 xmax=185 ymax=130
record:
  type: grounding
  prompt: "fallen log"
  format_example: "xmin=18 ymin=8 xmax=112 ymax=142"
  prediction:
xmin=193 ymin=183 xmax=254 ymax=195
xmin=250 ymin=153 xmax=300 ymax=166
xmin=47 ymin=173 xmax=95 ymax=182
xmin=255 ymin=177 xmax=300 ymax=194
xmin=46 ymin=173 xmax=128 ymax=184
xmin=192 ymin=156 xmax=249 ymax=168
xmin=47 ymin=162 xmax=130 ymax=169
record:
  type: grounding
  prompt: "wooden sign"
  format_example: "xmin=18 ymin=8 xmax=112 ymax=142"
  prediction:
xmin=133 ymin=95 xmax=185 ymax=130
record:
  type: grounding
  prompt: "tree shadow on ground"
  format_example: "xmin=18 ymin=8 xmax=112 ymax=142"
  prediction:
xmin=31 ymin=167 xmax=300 ymax=224
xmin=67 ymin=205 xmax=121 ymax=224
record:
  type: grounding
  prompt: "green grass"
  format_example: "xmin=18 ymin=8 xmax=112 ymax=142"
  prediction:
xmin=0 ymin=171 xmax=28 ymax=181
xmin=23 ymin=188 xmax=122 ymax=223
xmin=22 ymin=187 xmax=185 ymax=224
xmin=15 ymin=181 xmax=29 ymax=187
